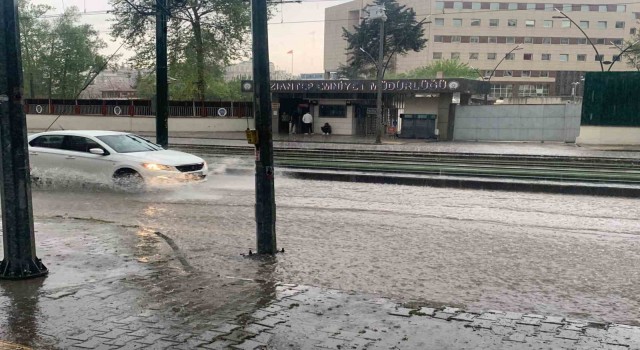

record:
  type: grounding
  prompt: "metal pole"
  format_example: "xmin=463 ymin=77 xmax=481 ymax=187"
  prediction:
xmin=0 ymin=0 xmax=48 ymax=280
xmin=252 ymin=0 xmax=277 ymax=254
xmin=155 ymin=0 xmax=169 ymax=149
xmin=375 ymin=18 xmax=384 ymax=144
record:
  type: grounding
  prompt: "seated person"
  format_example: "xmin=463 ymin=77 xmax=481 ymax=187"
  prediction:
xmin=321 ymin=122 xmax=332 ymax=135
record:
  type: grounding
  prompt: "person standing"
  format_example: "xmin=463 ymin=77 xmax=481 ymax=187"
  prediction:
xmin=290 ymin=111 xmax=300 ymax=134
xmin=302 ymin=111 xmax=313 ymax=134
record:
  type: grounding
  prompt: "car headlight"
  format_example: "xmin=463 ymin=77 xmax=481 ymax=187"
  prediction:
xmin=142 ymin=163 xmax=175 ymax=171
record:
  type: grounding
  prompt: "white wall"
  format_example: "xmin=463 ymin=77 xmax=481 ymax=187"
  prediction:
xmin=311 ymin=100 xmax=353 ymax=135
xmin=453 ymin=104 xmax=581 ymax=142
xmin=27 ymin=115 xmax=255 ymax=133
xmin=577 ymin=126 xmax=640 ymax=145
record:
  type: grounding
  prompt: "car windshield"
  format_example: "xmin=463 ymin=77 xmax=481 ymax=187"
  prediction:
xmin=97 ymin=134 xmax=163 ymax=153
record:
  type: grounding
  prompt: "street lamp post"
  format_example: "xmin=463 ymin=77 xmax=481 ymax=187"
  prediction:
xmin=553 ymin=9 xmax=604 ymax=72
xmin=484 ymin=45 xmax=523 ymax=104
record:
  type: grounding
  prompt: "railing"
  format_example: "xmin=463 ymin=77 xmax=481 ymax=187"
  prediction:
xmin=24 ymin=99 xmax=253 ymax=118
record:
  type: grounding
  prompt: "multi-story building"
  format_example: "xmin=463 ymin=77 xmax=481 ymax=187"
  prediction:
xmin=324 ymin=0 xmax=639 ymax=99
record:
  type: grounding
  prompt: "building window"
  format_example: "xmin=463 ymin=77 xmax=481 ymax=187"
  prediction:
xmin=616 ymin=21 xmax=625 ymax=29
xmin=522 ymin=70 xmax=532 ymax=77
xmin=613 ymin=55 xmax=621 ymax=62
xmin=453 ymin=2 xmax=463 ymax=9
xmin=319 ymin=105 xmax=347 ymax=118
xmin=560 ymin=54 xmax=569 ymax=61
xmin=524 ymin=37 xmax=533 ymax=44
xmin=581 ymin=5 xmax=589 ymax=12
xmin=452 ymin=36 xmax=461 ymax=43
xmin=435 ymin=18 xmax=444 ymax=26
xmin=598 ymin=5 xmax=607 ymax=12
xmin=506 ymin=37 xmax=515 ymax=44
xmin=544 ymin=4 xmax=554 ymax=11
xmin=433 ymin=52 xmax=442 ymax=59
xmin=618 ymin=5 xmax=626 ymax=12
xmin=542 ymin=38 xmax=551 ymax=44
xmin=487 ymin=52 xmax=497 ymax=60
xmin=577 ymin=54 xmax=586 ymax=61
xmin=561 ymin=20 xmax=571 ymax=28
xmin=504 ymin=70 xmax=513 ymax=77
xmin=541 ymin=53 xmax=551 ymax=60
xmin=519 ymin=84 xmax=549 ymax=97
xmin=508 ymin=3 xmax=517 ymax=10
xmin=508 ymin=19 xmax=517 ymax=27
xmin=471 ymin=19 xmax=481 ymax=26
xmin=539 ymin=71 xmax=550 ymax=77
xmin=527 ymin=3 xmax=536 ymax=10
xmin=472 ymin=2 xmax=481 ymax=9
xmin=595 ymin=54 xmax=604 ymax=61
xmin=597 ymin=21 xmax=607 ymax=29
xmin=470 ymin=36 xmax=480 ymax=43
xmin=524 ymin=53 xmax=533 ymax=60
xmin=435 ymin=1 xmax=444 ymax=10
xmin=577 ymin=38 xmax=587 ymax=45
xmin=490 ymin=19 xmax=499 ymax=27
xmin=632 ymin=28 xmax=637 ymax=35
xmin=579 ymin=21 xmax=589 ymax=29
xmin=525 ymin=20 xmax=535 ymax=27
xmin=453 ymin=18 xmax=462 ymax=27
xmin=596 ymin=38 xmax=605 ymax=45
xmin=488 ymin=36 xmax=497 ymax=43
xmin=505 ymin=53 xmax=515 ymax=60
xmin=434 ymin=35 xmax=443 ymax=42
xmin=544 ymin=20 xmax=553 ymax=28
xmin=490 ymin=84 xmax=513 ymax=98
xmin=451 ymin=52 xmax=460 ymax=59
xmin=469 ymin=52 xmax=479 ymax=60
xmin=490 ymin=2 xmax=499 ymax=10
xmin=560 ymin=38 xmax=570 ymax=44
xmin=612 ymin=39 xmax=623 ymax=46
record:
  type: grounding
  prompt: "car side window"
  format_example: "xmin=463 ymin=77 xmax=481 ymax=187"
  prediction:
xmin=61 ymin=136 xmax=102 ymax=153
xmin=29 ymin=135 xmax=64 ymax=149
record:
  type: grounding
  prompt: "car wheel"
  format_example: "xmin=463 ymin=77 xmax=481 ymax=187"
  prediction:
xmin=113 ymin=169 xmax=145 ymax=191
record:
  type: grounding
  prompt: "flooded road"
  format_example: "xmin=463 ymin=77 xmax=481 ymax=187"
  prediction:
xmin=24 ymin=153 xmax=640 ymax=325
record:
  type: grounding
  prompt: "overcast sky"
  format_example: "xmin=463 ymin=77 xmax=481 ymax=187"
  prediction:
xmin=32 ymin=0 xmax=351 ymax=75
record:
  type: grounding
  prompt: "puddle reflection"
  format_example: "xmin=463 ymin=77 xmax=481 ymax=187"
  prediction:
xmin=0 ymin=278 xmax=46 ymax=349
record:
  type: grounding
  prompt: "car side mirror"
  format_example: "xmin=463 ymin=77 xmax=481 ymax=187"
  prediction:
xmin=89 ymin=148 xmax=106 ymax=155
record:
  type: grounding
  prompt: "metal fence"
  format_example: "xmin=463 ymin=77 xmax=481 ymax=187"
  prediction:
xmin=24 ymin=99 xmax=253 ymax=118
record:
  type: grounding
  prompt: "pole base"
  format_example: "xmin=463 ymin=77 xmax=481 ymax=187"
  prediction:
xmin=0 ymin=258 xmax=48 ymax=280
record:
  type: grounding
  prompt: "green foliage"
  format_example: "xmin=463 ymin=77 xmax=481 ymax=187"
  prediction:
xmin=338 ymin=0 xmax=427 ymax=79
xmin=109 ymin=0 xmax=252 ymax=101
xmin=136 ymin=72 xmax=251 ymax=101
xmin=388 ymin=59 xmax=480 ymax=79
xmin=621 ymin=37 xmax=640 ymax=71
xmin=19 ymin=0 xmax=106 ymax=99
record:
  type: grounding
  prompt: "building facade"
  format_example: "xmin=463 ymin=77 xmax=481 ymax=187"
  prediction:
xmin=324 ymin=0 xmax=639 ymax=99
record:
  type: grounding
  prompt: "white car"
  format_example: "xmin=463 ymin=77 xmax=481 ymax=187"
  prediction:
xmin=28 ymin=130 xmax=208 ymax=188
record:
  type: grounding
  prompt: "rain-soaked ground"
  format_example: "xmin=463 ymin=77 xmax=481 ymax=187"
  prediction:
xmin=17 ymin=152 xmax=640 ymax=326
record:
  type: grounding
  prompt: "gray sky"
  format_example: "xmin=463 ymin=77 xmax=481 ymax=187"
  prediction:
xmin=32 ymin=0 xmax=351 ymax=74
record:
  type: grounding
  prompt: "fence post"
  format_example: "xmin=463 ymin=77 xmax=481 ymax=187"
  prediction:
xmin=129 ymin=100 xmax=134 ymax=117
xmin=101 ymin=100 xmax=107 ymax=116
xmin=74 ymin=100 xmax=80 ymax=115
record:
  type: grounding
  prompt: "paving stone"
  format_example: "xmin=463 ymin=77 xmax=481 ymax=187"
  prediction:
xmin=197 ymin=330 xmax=225 ymax=342
xmin=565 ymin=323 xmax=588 ymax=331
xmin=138 ymin=340 xmax=177 ymax=350
xmin=477 ymin=313 xmax=500 ymax=321
xmin=328 ymin=330 xmax=359 ymax=341
xmin=231 ymin=340 xmax=267 ymax=350
xmin=491 ymin=325 xmax=514 ymax=336
xmin=602 ymin=344 xmax=631 ymax=350
xmin=72 ymin=337 xmax=112 ymax=349
xmin=136 ymin=333 xmax=166 ymax=344
xmin=261 ymin=305 xmax=283 ymax=313
xmin=540 ymin=323 xmax=561 ymax=333
xmin=212 ymin=323 xmax=240 ymax=334
xmin=543 ymin=316 xmax=566 ymax=325
xmin=451 ymin=313 xmax=476 ymax=322
xmin=524 ymin=314 xmax=545 ymax=319
xmin=252 ymin=332 xmax=273 ymax=344
xmin=200 ymin=340 xmax=236 ymax=349
xmin=174 ymin=338 xmax=209 ymax=349
xmin=504 ymin=332 xmax=527 ymax=343
xmin=129 ymin=329 xmax=152 ymax=338
xmin=112 ymin=343 xmax=148 ymax=350
xmin=314 ymin=338 xmax=346 ymax=349
xmin=113 ymin=316 xmax=141 ymax=324
xmin=243 ymin=324 xmax=270 ymax=335
xmin=497 ymin=318 xmax=517 ymax=327
xmin=388 ymin=308 xmax=412 ymax=317
xmin=557 ymin=330 xmax=581 ymax=341
xmin=442 ymin=307 xmax=461 ymax=314
xmin=69 ymin=331 xmax=106 ymax=341
xmin=222 ymin=330 xmax=256 ymax=343
xmin=255 ymin=317 xmax=286 ymax=328
xmin=469 ymin=319 xmax=494 ymax=329
xmin=250 ymin=310 xmax=274 ymax=320
xmin=418 ymin=307 xmax=436 ymax=316
xmin=164 ymin=332 xmax=193 ymax=343
xmin=517 ymin=317 xmax=542 ymax=326
xmin=488 ymin=310 xmax=506 ymax=315
xmin=433 ymin=312 xmax=455 ymax=320
xmin=96 ymin=328 xmax=131 ymax=340
xmin=515 ymin=324 xmax=536 ymax=336
xmin=504 ymin=312 xmax=524 ymax=320
xmin=104 ymin=335 xmax=143 ymax=347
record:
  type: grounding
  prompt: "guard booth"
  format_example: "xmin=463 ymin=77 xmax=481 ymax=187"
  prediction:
xmin=399 ymin=114 xmax=437 ymax=139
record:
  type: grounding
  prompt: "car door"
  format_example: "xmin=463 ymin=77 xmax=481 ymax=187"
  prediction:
xmin=28 ymin=134 xmax=68 ymax=177
xmin=59 ymin=135 xmax=117 ymax=182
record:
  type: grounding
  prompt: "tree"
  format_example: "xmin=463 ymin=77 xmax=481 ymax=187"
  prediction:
xmin=388 ymin=59 xmax=479 ymax=79
xmin=19 ymin=0 xmax=106 ymax=99
xmin=109 ymin=0 xmax=252 ymax=102
xmin=338 ymin=0 xmax=427 ymax=79
xmin=620 ymin=36 xmax=640 ymax=71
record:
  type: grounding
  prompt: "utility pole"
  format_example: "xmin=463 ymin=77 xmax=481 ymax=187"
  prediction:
xmin=155 ymin=0 xmax=169 ymax=149
xmin=367 ymin=5 xmax=386 ymax=144
xmin=251 ymin=0 xmax=277 ymax=254
xmin=0 ymin=0 xmax=48 ymax=280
